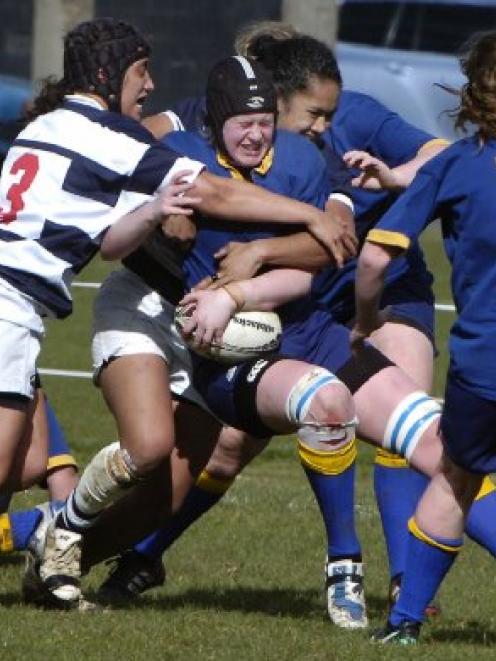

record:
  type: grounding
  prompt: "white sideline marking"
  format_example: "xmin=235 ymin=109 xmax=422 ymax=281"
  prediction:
xmin=72 ymin=282 xmax=101 ymax=289
xmin=38 ymin=368 xmax=92 ymax=379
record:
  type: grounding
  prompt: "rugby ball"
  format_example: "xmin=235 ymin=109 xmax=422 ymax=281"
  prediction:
xmin=174 ymin=306 xmax=282 ymax=365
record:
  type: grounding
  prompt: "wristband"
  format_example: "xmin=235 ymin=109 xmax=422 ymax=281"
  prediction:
xmin=222 ymin=283 xmax=245 ymax=312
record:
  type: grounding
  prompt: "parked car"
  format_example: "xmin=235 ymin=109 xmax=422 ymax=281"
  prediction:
xmin=0 ymin=73 xmax=32 ymax=158
xmin=336 ymin=0 xmax=496 ymax=139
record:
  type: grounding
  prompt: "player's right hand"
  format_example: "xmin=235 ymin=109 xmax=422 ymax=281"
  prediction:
xmin=153 ymin=170 xmax=201 ymax=223
xmin=307 ymin=210 xmax=349 ymax=268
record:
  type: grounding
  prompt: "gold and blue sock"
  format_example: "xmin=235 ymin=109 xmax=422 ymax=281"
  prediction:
xmin=134 ymin=470 xmax=234 ymax=559
xmin=373 ymin=448 xmax=428 ymax=578
xmin=465 ymin=476 xmax=496 ymax=555
xmin=299 ymin=438 xmax=361 ymax=560
xmin=0 ymin=509 xmax=42 ymax=552
xmin=389 ymin=517 xmax=462 ymax=626
xmin=45 ymin=398 xmax=78 ymax=476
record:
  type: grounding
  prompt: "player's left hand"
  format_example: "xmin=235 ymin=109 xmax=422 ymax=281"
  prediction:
xmin=153 ymin=170 xmax=202 ymax=222
xmin=192 ymin=241 xmax=263 ymax=291
xmin=324 ymin=202 xmax=358 ymax=259
xmin=161 ymin=213 xmax=197 ymax=252
xmin=349 ymin=324 xmax=371 ymax=355
xmin=343 ymin=150 xmax=399 ymax=191
xmin=179 ymin=288 xmax=237 ymax=348
xmin=214 ymin=241 xmax=263 ymax=284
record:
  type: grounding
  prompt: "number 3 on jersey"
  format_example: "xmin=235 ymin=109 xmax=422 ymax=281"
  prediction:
xmin=0 ymin=153 xmax=39 ymax=224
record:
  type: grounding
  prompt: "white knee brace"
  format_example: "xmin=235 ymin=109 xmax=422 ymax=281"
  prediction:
xmin=285 ymin=367 xmax=357 ymax=452
xmin=383 ymin=391 xmax=442 ymax=460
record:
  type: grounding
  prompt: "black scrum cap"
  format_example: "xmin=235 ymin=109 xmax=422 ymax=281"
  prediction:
xmin=206 ymin=55 xmax=277 ymax=146
xmin=64 ymin=18 xmax=150 ymax=112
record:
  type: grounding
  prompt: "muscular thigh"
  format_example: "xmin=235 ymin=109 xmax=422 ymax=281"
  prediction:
xmin=352 ymin=365 xmax=427 ymax=444
xmin=99 ymin=354 xmax=175 ymax=455
xmin=370 ymin=322 xmax=434 ymax=392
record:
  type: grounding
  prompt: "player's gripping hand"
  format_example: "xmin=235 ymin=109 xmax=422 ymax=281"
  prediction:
xmin=306 ymin=208 xmax=349 ymax=268
xmin=179 ymin=288 xmax=237 ymax=349
xmin=161 ymin=212 xmax=197 ymax=253
xmin=152 ymin=170 xmax=202 ymax=222
xmin=192 ymin=241 xmax=263 ymax=291
xmin=101 ymin=171 xmax=202 ymax=260
xmin=343 ymin=150 xmax=399 ymax=191
xmin=324 ymin=202 xmax=358 ymax=259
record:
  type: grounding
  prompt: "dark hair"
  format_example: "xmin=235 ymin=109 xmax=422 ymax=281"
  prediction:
xmin=246 ymin=35 xmax=341 ymax=101
xmin=26 ymin=77 xmax=67 ymax=121
xmin=456 ymin=31 xmax=496 ymax=140
xmin=234 ymin=20 xmax=299 ymax=57
xmin=28 ymin=17 xmax=150 ymax=120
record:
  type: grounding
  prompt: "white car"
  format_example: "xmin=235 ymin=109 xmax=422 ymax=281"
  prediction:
xmin=336 ymin=0 xmax=496 ymax=139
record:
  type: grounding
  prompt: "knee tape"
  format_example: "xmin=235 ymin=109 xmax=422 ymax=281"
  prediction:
xmin=286 ymin=367 xmax=357 ymax=453
xmin=383 ymin=392 xmax=441 ymax=461
xmin=286 ymin=367 xmax=340 ymax=424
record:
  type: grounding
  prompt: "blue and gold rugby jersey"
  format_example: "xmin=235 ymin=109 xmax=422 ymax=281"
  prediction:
xmin=169 ymin=91 xmax=439 ymax=323
xmin=164 ymin=128 xmax=330 ymax=291
xmin=367 ymin=136 xmax=496 ymax=400
xmin=312 ymin=90 xmax=443 ymax=320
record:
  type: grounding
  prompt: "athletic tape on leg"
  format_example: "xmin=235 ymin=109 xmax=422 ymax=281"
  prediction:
xmin=70 ymin=441 xmax=139 ymax=525
xmin=286 ymin=367 xmax=357 ymax=452
xmin=286 ymin=368 xmax=340 ymax=423
xmin=383 ymin=391 xmax=441 ymax=460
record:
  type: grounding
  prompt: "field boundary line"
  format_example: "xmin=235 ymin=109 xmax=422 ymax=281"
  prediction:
xmin=39 ymin=368 xmax=93 ymax=379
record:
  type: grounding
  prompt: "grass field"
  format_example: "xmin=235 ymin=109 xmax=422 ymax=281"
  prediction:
xmin=3 ymin=227 xmax=496 ymax=660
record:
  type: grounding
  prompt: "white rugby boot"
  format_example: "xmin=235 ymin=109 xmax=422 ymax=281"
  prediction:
xmin=325 ymin=558 xmax=368 ymax=629
xmin=38 ymin=520 xmax=82 ymax=608
xmin=23 ymin=507 xmax=98 ymax=611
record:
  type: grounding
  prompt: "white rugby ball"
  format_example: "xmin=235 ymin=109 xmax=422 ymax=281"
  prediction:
xmin=174 ymin=306 xmax=282 ymax=365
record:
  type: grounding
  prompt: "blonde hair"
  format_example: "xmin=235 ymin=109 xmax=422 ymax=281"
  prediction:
xmin=234 ymin=20 xmax=300 ymax=57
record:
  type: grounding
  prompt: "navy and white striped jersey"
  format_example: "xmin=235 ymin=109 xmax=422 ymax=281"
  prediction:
xmin=0 ymin=95 xmax=204 ymax=319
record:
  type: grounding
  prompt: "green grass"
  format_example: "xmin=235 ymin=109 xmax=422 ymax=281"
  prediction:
xmin=6 ymin=237 xmax=495 ymax=660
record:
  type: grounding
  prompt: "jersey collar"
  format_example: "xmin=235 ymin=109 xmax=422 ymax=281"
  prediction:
xmin=64 ymin=94 xmax=107 ymax=110
xmin=216 ymin=147 xmax=274 ymax=180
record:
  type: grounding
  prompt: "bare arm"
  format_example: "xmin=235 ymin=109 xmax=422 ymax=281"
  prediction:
xmin=344 ymin=140 xmax=448 ymax=191
xmin=392 ymin=141 xmax=448 ymax=187
xmin=180 ymin=269 xmax=312 ymax=347
xmin=101 ymin=173 xmax=200 ymax=261
xmin=191 ymin=172 xmax=348 ymax=266
xmin=351 ymin=241 xmax=401 ymax=351
xmin=192 ymin=199 xmax=357 ymax=290
xmin=212 ymin=233 xmax=329 ymax=287
xmin=236 ymin=200 xmax=357 ymax=271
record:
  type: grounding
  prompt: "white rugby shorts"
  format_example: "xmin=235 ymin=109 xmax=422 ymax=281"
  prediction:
xmin=0 ymin=318 xmax=41 ymax=399
xmin=92 ymin=267 xmax=210 ymax=411
xmin=0 ymin=279 xmax=44 ymax=399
